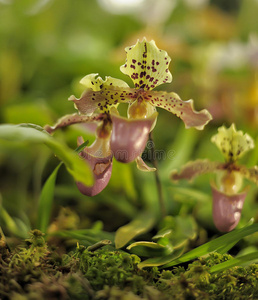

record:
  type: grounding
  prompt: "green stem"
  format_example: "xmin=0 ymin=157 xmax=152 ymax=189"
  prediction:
xmin=149 ymin=132 xmax=166 ymax=218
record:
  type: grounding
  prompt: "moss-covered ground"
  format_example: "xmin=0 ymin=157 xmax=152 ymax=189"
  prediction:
xmin=0 ymin=230 xmax=257 ymax=300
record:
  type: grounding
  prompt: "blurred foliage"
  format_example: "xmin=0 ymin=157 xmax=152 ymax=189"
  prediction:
xmin=0 ymin=0 xmax=258 ymax=267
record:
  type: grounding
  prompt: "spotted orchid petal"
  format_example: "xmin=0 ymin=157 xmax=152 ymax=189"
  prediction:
xmin=211 ymin=183 xmax=248 ymax=232
xmin=79 ymin=73 xmax=129 ymax=91
xmin=135 ymin=156 xmax=156 ymax=172
xmin=44 ymin=113 xmax=100 ymax=134
xmin=110 ymin=111 xmax=158 ymax=163
xmin=170 ymin=159 xmax=222 ymax=182
xmin=211 ymin=124 xmax=255 ymax=163
xmin=69 ymin=74 xmax=135 ymax=116
xmin=120 ymin=39 xmax=172 ymax=90
xmin=146 ymin=91 xmax=212 ymax=130
xmin=76 ymin=136 xmax=113 ymax=196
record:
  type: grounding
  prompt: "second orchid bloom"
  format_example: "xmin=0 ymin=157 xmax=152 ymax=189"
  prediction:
xmin=45 ymin=39 xmax=212 ymax=196
xmin=171 ymin=124 xmax=258 ymax=232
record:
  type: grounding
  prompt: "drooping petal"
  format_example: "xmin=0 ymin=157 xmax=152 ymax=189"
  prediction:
xmin=120 ymin=39 xmax=172 ymax=90
xmin=211 ymin=183 xmax=248 ymax=232
xmin=170 ymin=159 xmax=222 ymax=182
xmin=145 ymin=91 xmax=212 ymax=130
xmin=76 ymin=136 xmax=113 ymax=196
xmin=211 ymin=124 xmax=255 ymax=162
xmin=110 ymin=111 xmax=158 ymax=163
xmin=135 ymin=156 xmax=156 ymax=172
xmin=238 ymin=165 xmax=258 ymax=185
xmin=44 ymin=113 xmax=100 ymax=134
xmin=69 ymin=74 xmax=136 ymax=116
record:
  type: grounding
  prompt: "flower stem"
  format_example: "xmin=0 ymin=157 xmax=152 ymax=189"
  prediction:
xmin=149 ymin=132 xmax=166 ymax=218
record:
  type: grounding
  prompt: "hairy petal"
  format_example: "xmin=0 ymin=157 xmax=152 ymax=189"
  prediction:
xmin=120 ymin=39 xmax=172 ymax=90
xmin=44 ymin=113 xmax=100 ymax=134
xmin=136 ymin=156 xmax=156 ymax=172
xmin=238 ymin=165 xmax=258 ymax=185
xmin=69 ymin=74 xmax=136 ymax=115
xmin=171 ymin=159 xmax=223 ymax=182
xmin=211 ymin=183 xmax=248 ymax=232
xmin=145 ymin=91 xmax=212 ymax=130
xmin=211 ymin=124 xmax=255 ymax=162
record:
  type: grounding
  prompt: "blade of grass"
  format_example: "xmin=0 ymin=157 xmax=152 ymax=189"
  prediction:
xmin=210 ymin=252 xmax=258 ymax=273
xmin=37 ymin=140 xmax=89 ymax=233
xmin=37 ymin=163 xmax=62 ymax=233
xmin=48 ymin=230 xmax=101 ymax=244
xmin=162 ymin=223 xmax=258 ymax=268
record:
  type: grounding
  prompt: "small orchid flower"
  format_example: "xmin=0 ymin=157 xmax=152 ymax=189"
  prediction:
xmin=171 ymin=124 xmax=258 ymax=232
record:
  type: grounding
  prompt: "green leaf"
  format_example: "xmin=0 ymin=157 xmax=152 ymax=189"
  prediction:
xmin=47 ymin=230 xmax=115 ymax=248
xmin=162 ymin=223 xmax=258 ymax=269
xmin=127 ymin=240 xmax=173 ymax=257
xmin=37 ymin=163 xmax=62 ymax=233
xmin=138 ymin=246 xmax=185 ymax=269
xmin=0 ymin=124 xmax=94 ymax=186
xmin=47 ymin=230 xmax=99 ymax=246
xmin=160 ymin=125 xmax=198 ymax=179
xmin=168 ymin=187 xmax=210 ymax=203
xmin=158 ymin=215 xmax=197 ymax=250
xmin=115 ymin=211 xmax=156 ymax=249
xmin=0 ymin=206 xmax=29 ymax=239
xmin=210 ymin=252 xmax=258 ymax=273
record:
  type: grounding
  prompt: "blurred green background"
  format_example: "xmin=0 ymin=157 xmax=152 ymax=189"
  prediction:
xmin=0 ymin=0 xmax=257 ymax=241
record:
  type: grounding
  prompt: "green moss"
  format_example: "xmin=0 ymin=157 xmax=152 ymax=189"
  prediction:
xmin=1 ymin=231 xmax=258 ymax=300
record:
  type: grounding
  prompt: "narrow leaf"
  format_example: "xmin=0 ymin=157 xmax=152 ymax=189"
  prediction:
xmin=138 ymin=246 xmax=185 ymax=269
xmin=210 ymin=252 xmax=258 ymax=273
xmin=37 ymin=163 xmax=62 ymax=233
xmin=127 ymin=240 xmax=173 ymax=257
xmin=162 ymin=223 xmax=258 ymax=268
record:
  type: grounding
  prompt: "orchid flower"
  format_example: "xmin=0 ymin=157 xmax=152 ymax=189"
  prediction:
xmin=70 ymin=39 xmax=211 ymax=163
xmin=45 ymin=38 xmax=212 ymax=196
xmin=171 ymin=124 xmax=258 ymax=232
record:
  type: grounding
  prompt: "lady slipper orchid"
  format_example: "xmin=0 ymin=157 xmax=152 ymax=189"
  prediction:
xmin=45 ymin=38 xmax=212 ymax=196
xmin=69 ymin=39 xmax=211 ymax=164
xmin=171 ymin=124 xmax=258 ymax=232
